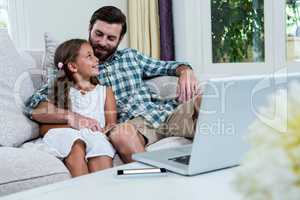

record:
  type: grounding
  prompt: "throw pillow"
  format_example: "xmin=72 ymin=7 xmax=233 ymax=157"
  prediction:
xmin=19 ymin=50 xmax=45 ymax=90
xmin=0 ymin=29 xmax=39 ymax=147
xmin=42 ymin=32 xmax=60 ymax=85
xmin=17 ymin=50 xmax=38 ymax=102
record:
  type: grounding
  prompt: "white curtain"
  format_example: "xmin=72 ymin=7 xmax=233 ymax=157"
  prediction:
xmin=128 ymin=0 xmax=160 ymax=59
xmin=0 ymin=0 xmax=8 ymax=28
xmin=6 ymin=0 xmax=29 ymax=49
xmin=0 ymin=0 xmax=7 ymax=8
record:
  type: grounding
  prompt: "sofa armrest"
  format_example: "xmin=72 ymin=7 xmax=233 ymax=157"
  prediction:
xmin=145 ymin=76 xmax=178 ymax=99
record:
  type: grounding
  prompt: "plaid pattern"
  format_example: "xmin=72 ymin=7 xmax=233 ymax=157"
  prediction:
xmin=25 ymin=48 xmax=190 ymax=128
xmin=24 ymin=84 xmax=49 ymax=117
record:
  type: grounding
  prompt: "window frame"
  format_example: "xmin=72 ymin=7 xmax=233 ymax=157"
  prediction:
xmin=201 ymin=0 xmax=277 ymax=76
xmin=282 ymin=0 xmax=300 ymax=71
xmin=173 ymin=0 xmax=299 ymax=79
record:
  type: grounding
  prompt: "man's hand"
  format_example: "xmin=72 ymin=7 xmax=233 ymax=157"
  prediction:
xmin=67 ymin=112 xmax=103 ymax=132
xmin=176 ymin=65 xmax=199 ymax=103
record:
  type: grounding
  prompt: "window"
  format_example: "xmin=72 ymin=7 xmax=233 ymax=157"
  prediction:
xmin=200 ymin=0 xmax=274 ymax=76
xmin=173 ymin=0 xmax=298 ymax=77
xmin=286 ymin=0 xmax=300 ymax=62
xmin=0 ymin=0 xmax=8 ymax=29
xmin=211 ymin=0 xmax=265 ymax=63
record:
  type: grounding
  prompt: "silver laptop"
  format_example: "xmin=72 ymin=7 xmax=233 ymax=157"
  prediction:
xmin=133 ymin=72 xmax=300 ymax=176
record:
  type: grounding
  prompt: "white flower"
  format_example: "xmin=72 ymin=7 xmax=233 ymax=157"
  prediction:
xmin=233 ymin=81 xmax=300 ymax=200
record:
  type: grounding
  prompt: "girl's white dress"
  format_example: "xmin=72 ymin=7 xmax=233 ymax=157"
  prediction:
xmin=43 ymin=85 xmax=115 ymax=159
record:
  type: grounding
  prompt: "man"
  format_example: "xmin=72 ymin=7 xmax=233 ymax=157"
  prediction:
xmin=25 ymin=6 xmax=200 ymax=167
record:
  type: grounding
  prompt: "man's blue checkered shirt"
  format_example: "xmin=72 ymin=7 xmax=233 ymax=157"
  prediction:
xmin=24 ymin=48 xmax=190 ymax=128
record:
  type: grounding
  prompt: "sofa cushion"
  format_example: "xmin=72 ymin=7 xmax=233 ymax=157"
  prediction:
xmin=0 ymin=147 xmax=70 ymax=196
xmin=146 ymin=136 xmax=192 ymax=151
xmin=145 ymin=76 xmax=178 ymax=99
xmin=0 ymin=29 xmax=39 ymax=147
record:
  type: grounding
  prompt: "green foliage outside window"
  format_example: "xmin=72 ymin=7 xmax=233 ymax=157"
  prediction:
xmin=211 ymin=0 xmax=265 ymax=63
xmin=0 ymin=9 xmax=7 ymax=28
xmin=286 ymin=0 xmax=300 ymax=36
xmin=0 ymin=21 xmax=7 ymax=28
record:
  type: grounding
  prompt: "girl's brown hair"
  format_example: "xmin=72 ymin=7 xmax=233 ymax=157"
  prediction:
xmin=49 ymin=39 xmax=99 ymax=109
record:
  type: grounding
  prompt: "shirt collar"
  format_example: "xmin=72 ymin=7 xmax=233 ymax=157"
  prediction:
xmin=99 ymin=50 xmax=122 ymax=64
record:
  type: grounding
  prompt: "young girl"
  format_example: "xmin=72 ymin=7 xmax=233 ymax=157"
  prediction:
xmin=43 ymin=39 xmax=117 ymax=177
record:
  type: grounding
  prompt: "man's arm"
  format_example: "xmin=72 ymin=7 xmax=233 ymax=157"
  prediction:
xmin=133 ymin=49 xmax=199 ymax=102
xmin=24 ymin=83 xmax=70 ymax=123
xmin=33 ymin=100 xmax=103 ymax=133
xmin=134 ymin=49 xmax=191 ymax=78
xmin=31 ymin=101 xmax=70 ymax=123
xmin=24 ymin=84 xmax=49 ymax=120
xmin=175 ymin=65 xmax=199 ymax=102
xmin=33 ymin=101 xmax=73 ymax=136
xmin=24 ymin=84 xmax=70 ymax=136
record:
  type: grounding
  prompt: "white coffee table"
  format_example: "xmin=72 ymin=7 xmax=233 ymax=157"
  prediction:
xmin=1 ymin=162 xmax=242 ymax=200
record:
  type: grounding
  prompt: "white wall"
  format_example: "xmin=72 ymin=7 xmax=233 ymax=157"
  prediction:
xmin=172 ymin=0 xmax=202 ymax=79
xmin=13 ymin=0 xmax=128 ymax=50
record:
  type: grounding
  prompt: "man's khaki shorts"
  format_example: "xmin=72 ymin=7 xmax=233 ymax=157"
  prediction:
xmin=127 ymin=97 xmax=199 ymax=145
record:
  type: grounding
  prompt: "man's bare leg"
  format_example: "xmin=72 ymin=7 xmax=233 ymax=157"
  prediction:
xmin=109 ymin=123 xmax=145 ymax=163
xmin=193 ymin=95 xmax=202 ymax=120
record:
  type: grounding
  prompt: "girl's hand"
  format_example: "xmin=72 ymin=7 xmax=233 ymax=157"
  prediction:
xmin=102 ymin=124 xmax=117 ymax=136
xmin=67 ymin=112 xmax=102 ymax=132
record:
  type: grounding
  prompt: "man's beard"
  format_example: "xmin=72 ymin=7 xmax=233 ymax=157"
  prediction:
xmin=89 ymin=37 xmax=119 ymax=62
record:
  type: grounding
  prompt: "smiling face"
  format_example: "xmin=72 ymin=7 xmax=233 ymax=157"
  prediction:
xmin=72 ymin=43 xmax=99 ymax=80
xmin=89 ymin=20 xmax=123 ymax=61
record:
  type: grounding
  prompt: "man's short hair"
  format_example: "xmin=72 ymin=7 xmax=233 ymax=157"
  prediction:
xmin=90 ymin=6 xmax=127 ymax=37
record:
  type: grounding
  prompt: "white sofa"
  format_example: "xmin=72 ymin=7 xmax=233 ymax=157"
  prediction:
xmin=0 ymin=30 xmax=192 ymax=196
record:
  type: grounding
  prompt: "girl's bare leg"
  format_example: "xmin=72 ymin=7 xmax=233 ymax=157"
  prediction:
xmin=64 ymin=140 xmax=89 ymax=177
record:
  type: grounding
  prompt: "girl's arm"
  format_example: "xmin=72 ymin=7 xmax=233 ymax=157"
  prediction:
xmin=104 ymin=87 xmax=117 ymax=133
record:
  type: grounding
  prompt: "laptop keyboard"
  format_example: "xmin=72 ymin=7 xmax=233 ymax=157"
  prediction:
xmin=169 ymin=155 xmax=191 ymax=165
